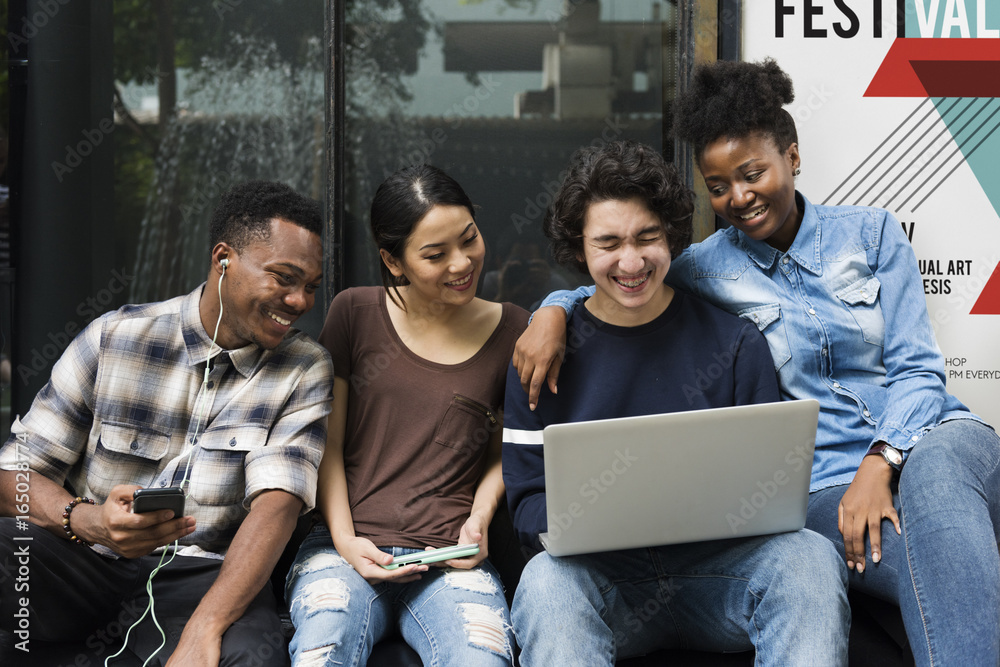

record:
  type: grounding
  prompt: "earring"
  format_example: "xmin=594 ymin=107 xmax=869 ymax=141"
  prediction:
xmin=794 ymin=168 xmax=801 ymax=176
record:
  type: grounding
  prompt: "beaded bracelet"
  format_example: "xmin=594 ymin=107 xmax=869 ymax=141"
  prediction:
xmin=62 ymin=496 xmax=95 ymax=546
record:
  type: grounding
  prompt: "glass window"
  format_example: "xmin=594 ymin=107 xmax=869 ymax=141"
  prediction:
xmin=113 ymin=0 xmax=327 ymax=334
xmin=340 ymin=0 xmax=679 ymax=310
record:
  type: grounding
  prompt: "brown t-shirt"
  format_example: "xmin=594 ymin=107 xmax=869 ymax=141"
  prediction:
xmin=318 ymin=286 xmax=529 ymax=549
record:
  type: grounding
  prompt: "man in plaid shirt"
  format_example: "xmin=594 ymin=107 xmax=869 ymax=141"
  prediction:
xmin=0 ymin=181 xmax=333 ymax=666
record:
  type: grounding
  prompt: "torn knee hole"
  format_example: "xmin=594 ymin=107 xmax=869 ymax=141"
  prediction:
xmin=443 ymin=568 xmax=498 ymax=595
xmin=291 ymin=552 xmax=350 ymax=579
xmin=459 ymin=603 xmax=510 ymax=656
xmin=291 ymin=578 xmax=350 ymax=615
xmin=297 ymin=644 xmax=334 ymax=667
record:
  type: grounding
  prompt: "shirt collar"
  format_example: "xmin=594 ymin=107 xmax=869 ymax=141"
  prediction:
xmin=180 ymin=283 xmax=264 ymax=377
xmin=737 ymin=192 xmax=823 ymax=276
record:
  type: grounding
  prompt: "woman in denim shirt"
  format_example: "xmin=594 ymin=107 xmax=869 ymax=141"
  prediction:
xmin=515 ymin=59 xmax=1000 ymax=666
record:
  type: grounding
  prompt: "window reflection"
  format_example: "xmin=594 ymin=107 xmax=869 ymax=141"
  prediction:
xmin=113 ymin=1 xmax=325 ymax=330
xmin=343 ymin=0 xmax=678 ymax=296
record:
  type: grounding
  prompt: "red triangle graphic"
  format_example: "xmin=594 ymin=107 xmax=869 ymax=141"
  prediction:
xmin=866 ymin=39 xmax=1000 ymax=98
xmin=971 ymin=261 xmax=1000 ymax=315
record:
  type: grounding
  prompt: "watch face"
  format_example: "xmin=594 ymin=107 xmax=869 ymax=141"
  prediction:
xmin=884 ymin=446 xmax=903 ymax=466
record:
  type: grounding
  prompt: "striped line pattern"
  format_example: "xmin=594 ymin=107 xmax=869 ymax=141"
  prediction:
xmin=822 ymin=97 xmax=1000 ymax=213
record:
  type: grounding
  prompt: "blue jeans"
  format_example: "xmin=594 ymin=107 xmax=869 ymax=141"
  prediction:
xmin=285 ymin=526 xmax=514 ymax=667
xmin=807 ymin=419 xmax=1000 ymax=666
xmin=512 ymin=530 xmax=848 ymax=666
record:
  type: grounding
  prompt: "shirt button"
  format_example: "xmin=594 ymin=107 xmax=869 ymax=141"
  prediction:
xmin=821 ymin=348 xmax=828 ymax=356
xmin=863 ymin=410 xmax=870 ymax=417
xmin=782 ymin=257 xmax=789 ymax=264
xmin=229 ymin=438 xmax=237 ymax=447
xmin=833 ymin=382 xmax=841 ymax=388
xmin=752 ymin=315 xmax=759 ymax=322
xmin=808 ymin=308 xmax=816 ymax=315
xmin=860 ymin=291 xmax=867 ymax=298
xmin=912 ymin=435 xmax=920 ymax=442
xmin=207 ymin=381 xmax=215 ymax=389
xmin=130 ymin=440 xmax=139 ymax=450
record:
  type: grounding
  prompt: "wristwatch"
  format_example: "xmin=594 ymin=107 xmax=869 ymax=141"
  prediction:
xmin=866 ymin=443 xmax=903 ymax=471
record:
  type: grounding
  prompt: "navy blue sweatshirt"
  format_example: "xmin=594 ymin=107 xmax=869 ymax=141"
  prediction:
xmin=502 ymin=290 xmax=780 ymax=549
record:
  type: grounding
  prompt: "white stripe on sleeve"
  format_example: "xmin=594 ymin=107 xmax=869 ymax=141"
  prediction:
xmin=502 ymin=427 xmax=544 ymax=446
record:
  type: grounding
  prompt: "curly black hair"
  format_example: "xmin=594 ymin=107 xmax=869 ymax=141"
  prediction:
xmin=208 ymin=180 xmax=322 ymax=253
xmin=545 ymin=141 xmax=694 ymax=274
xmin=673 ymin=58 xmax=799 ymax=159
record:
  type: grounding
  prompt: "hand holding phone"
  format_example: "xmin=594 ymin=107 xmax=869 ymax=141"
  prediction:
xmin=132 ymin=487 xmax=185 ymax=519
xmin=380 ymin=544 xmax=480 ymax=570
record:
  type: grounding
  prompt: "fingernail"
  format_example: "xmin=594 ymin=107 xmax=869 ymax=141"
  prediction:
xmin=847 ymin=560 xmax=854 ymax=569
xmin=872 ymin=552 xmax=880 ymax=563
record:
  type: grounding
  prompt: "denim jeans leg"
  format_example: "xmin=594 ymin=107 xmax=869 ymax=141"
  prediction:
xmin=807 ymin=484 xmax=904 ymax=604
xmin=513 ymin=534 xmax=847 ymax=667
xmin=896 ymin=419 xmax=1000 ymax=666
xmin=653 ymin=532 xmax=849 ymax=667
xmin=285 ymin=527 xmax=392 ymax=667
xmin=511 ymin=550 xmax=621 ymax=667
xmin=396 ymin=558 xmax=513 ymax=667
xmin=807 ymin=419 xmax=1000 ymax=667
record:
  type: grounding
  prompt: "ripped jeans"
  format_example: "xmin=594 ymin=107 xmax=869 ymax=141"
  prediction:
xmin=285 ymin=525 xmax=514 ymax=667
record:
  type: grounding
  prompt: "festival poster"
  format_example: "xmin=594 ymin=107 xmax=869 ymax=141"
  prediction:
xmin=742 ymin=0 xmax=1000 ymax=423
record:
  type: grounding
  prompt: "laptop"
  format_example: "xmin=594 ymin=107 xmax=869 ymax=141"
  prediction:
xmin=538 ymin=399 xmax=820 ymax=556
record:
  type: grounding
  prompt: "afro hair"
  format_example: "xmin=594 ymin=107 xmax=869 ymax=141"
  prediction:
xmin=673 ymin=58 xmax=798 ymax=159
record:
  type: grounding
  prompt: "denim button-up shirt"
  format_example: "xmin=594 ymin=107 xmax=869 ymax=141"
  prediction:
xmin=543 ymin=194 xmax=982 ymax=491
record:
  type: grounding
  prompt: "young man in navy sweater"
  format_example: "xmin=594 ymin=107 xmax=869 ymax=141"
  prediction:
xmin=501 ymin=141 xmax=849 ymax=666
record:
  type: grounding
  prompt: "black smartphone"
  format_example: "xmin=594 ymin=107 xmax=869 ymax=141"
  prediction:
xmin=132 ymin=487 xmax=185 ymax=519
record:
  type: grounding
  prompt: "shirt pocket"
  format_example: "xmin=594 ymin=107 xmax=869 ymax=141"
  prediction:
xmin=738 ymin=304 xmax=791 ymax=371
xmin=433 ymin=395 xmax=499 ymax=454
xmin=835 ymin=276 xmax=885 ymax=347
xmin=186 ymin=427 xmax=267 ymax=507
xmin=90 ymin=422 xmax=171 ymax=500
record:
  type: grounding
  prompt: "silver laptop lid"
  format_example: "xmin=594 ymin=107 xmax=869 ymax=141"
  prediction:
xmin=538 ymin=399 xmax=819 ymax=557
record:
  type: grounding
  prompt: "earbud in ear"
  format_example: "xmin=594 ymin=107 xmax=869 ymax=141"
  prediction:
xmin=220 ymin=258 xmax=230 ymax=268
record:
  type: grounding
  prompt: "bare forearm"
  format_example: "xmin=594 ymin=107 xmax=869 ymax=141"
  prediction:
xmin=187 ymin=490 xmax=301 ymax=633
xmin=321 ymin=471 xmax=357 ymax=549
xmin=317 ymin=382 xmax=356 ymax=548
xmin=1 ymin=469 xmax=77 ymax=537
xmin=316 ymin=438 xmax=357 ymax=549
xmin=470 ymin=437 xmax=505 ymax=525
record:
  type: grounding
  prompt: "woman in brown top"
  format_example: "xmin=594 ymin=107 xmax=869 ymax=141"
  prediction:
xmin=285 ymin=165 xmax=528 ymax=667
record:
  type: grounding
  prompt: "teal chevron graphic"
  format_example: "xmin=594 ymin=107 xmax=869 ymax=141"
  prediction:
xmin=864 ymin=40 xmax=1000 ymax=214
xmin=933 ymin=97 xmax=1000 ymax=218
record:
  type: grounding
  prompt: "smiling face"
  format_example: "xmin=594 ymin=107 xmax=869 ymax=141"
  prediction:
xmin=209 ymin=218 xmax=323 ymax=350
xmin=380 ymin=204 xmax=485 ymax=311
xmin=579 ymin=197 xmax=673 ymax=327
xmin=699 ymin=132 xmax=802 ymax=252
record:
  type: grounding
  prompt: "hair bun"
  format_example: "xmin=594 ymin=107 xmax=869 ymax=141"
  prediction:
xmin=674 ymin=58 xmax=798 ymax=156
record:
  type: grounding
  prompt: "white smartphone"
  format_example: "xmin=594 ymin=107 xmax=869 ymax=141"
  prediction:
xmin=380 ymin=544 xmax=480 ymax=570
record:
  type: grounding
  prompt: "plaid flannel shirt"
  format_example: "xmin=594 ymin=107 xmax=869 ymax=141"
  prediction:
xmin=0 ymin=284 xmax=333 ymax=556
